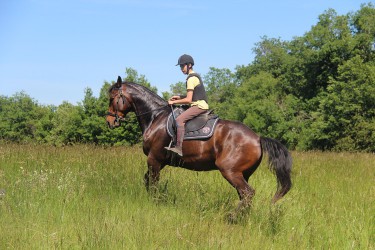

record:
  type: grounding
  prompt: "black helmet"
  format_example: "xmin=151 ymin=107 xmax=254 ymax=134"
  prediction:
xmin=176 ymin=54 xmax=194 ymax=66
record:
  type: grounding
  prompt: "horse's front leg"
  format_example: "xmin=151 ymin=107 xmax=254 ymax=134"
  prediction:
xmin=144 ymin=156 xmax=164 ymax=192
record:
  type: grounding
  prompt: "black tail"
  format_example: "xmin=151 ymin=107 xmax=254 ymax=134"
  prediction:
xmin=260 ymin=137 xmax=292 ymax=203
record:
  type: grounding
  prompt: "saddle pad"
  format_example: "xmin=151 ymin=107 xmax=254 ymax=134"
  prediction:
xmin=166 ymin=108 xmax=219 ymax=140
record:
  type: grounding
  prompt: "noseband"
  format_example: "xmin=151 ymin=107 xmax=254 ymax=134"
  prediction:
xmin=106 ymin=86 xmax=129 ymax=123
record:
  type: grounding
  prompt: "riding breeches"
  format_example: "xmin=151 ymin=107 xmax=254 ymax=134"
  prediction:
xmin=175 ymin=106 xmax=207 ymax=128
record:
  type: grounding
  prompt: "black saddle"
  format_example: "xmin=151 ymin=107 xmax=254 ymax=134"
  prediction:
xmin=166 ymin=107 xmax=219 ymax=140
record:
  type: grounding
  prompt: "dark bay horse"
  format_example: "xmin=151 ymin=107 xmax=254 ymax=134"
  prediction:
xmin=106 ymin=76 xmax=292 ymax=213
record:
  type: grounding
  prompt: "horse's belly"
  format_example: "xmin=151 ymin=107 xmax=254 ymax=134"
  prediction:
xmin=178 ymin=140 xmax=217 ymax=171
xmin=181 ymin=160 xmax=217 ymax=171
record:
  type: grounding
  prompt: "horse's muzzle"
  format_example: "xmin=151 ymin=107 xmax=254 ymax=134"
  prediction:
xmin=107 ymin=121 xmax=114 ymax=129
xmin=106 ymin=116 xmax=119 ymax=129
xmin=107 ymin=120 xmax=121 ymax=129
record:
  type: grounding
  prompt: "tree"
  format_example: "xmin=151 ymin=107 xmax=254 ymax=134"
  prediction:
xmin=0 ymin=92 xmax=54 ymax=142
xmin=79 ymin=88 xmax=103 ymax=144
xmin=124 ymin=67 xmax=157 ymax=93
xmin=204 ymin=67 xmax=237 ymax=118
xmin=1 ymin=5 xmax=374 ymax=152
xmin=162 ymin=81 xmax=185 ymax=101
xmin=350 ymin=3 xmax=375 ymax=63
xmin=293 ymin=5 xmax=375 ymax=150
xmin=314 ymin=56 xmax=375 ymax=151
xmin=233 ymin=4 xmax=375 ymax=151
xmin=231 ymin=71 xmax=297 ymax=144
xmin=47 ymin=102 xmax=83 ymax=145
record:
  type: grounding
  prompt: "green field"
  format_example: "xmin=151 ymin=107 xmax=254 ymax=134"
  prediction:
xmin=0 ymin=143 xmax=374 ymax=249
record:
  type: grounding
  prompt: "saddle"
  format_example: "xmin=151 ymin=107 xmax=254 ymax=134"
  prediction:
xmin=166 ymin=107 xmax=219 ymax=140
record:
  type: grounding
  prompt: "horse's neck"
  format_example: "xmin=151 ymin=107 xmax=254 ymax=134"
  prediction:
xmin=128 ymin=84 xmax=168 ymax=133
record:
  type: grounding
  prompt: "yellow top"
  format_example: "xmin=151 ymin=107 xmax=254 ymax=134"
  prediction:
xmin=186 ymin=72 xmax=209 ymax=110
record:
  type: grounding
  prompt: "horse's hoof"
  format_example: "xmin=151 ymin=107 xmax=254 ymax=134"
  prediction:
xmin=226 ymin=212 xmax=239 ymax=224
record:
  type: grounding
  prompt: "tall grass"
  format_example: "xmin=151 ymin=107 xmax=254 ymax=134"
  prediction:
xmin=0 ymin=143 xmax=374 ymax=249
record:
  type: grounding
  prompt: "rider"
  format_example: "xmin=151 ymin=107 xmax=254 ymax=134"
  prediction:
xmin=166 ymin=54 xmax=209 ymax=156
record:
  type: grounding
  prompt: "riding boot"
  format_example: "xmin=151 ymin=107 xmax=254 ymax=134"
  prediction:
xmin=168 ymin=127 xmax=185 ymax=157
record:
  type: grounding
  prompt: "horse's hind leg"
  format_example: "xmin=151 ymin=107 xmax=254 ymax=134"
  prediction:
xmin=219 ymin=170 xmax=256 ymax=223
xmin=220 ymin=170 xmax=255 ymax=212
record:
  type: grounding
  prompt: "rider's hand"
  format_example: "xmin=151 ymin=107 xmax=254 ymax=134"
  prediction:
xmin=169 ymin=95 xmax=180 ymax=101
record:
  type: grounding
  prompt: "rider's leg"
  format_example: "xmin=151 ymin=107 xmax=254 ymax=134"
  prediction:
xmin=168 ymin=106 xmax=206 ymax=156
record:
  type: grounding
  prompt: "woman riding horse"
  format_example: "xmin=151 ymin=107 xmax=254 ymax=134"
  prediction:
xmin=166 ymin=54 xmax=209 ymax=157
xmin=106 ymin=70 xmax=292 ymax=218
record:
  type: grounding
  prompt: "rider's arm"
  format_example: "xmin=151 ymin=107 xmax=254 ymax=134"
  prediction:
xmin=170 ymin=90 xmax=193 ymax=104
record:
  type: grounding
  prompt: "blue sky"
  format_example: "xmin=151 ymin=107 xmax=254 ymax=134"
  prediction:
xmin=0 ymin=0 xmax=367 ymax=105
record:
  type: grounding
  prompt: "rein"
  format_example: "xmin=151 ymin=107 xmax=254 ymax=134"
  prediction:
xmin=106 ymin=85 xmax=168 ymax=122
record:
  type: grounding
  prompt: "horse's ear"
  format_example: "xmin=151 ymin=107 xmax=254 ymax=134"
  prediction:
xmin=116 ymin=76 xmax=122 ymax=87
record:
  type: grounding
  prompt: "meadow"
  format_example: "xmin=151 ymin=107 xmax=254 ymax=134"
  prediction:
xmin=0 ymin=143 xmax=374 ymax=249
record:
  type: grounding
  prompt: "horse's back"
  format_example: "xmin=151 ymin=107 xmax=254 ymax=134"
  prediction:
xmin=182 ymin=119 xmax=262 ymax=171
xmin=215 ymin=119 xmax=260 ymax=145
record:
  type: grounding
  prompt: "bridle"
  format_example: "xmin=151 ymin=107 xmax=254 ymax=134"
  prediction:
xmin=106 ymin=84 xmax=169 ymax=123
xmin=106 ymin=85 xmax=128 ymax=124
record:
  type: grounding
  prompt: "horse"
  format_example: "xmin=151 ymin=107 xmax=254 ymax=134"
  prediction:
xmin=106 ymin=76 xmax=292 ymax=216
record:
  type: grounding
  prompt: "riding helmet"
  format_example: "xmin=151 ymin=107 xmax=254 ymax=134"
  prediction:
xmin=176 ymin=54 xmax=194 ymax=66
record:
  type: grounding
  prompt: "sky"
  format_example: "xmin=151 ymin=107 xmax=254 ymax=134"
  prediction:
xmin=0 ymin=0 xmax=368 ymax=106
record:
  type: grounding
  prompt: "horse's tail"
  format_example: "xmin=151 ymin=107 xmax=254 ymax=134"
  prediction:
xmin=260 ymin=137 xmax=292 ymax=203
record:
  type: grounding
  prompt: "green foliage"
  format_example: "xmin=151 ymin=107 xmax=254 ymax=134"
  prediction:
xmin=314 ymin=56 xmax=375 ymax=151
xmin=162 ymin=81 xmax=186 ymax=101
xmin=204 ymin=67 xmax=237 ymax=118
xmin=350 ymin=3 xmax=375 ymax=62
xmin=230 ymin=72 xmax=298 ymax=145
xmin=0 ymin=5 xmax=374 ymax=151
xmin=0 ymin=68 xmax=157 ymax=146
xmin=230 ymin=4 xmax=375 ymax=151
xmin=47 ymin=102 xmax=84 ymax=145
xmin=0 ymin=92 xmax=54 ymax=143
xmin=124 ymin=67 xmax=157 ymax=93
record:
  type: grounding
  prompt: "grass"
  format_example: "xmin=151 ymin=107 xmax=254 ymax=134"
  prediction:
xmin=0 ymin=143 xmax=374 ymax=249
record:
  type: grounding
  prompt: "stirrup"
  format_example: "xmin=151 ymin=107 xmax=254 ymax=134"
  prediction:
xmin=164 ymin=140 xmax=174 ymax=150
xmin=168 ymin=147 xmax=183 ymax=157
xmin=164 ymin=139 xmax=183 ymax=156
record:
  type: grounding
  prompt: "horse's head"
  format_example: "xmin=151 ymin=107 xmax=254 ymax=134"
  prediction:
xmin=106 ymin=76 xmax=133 ymax=129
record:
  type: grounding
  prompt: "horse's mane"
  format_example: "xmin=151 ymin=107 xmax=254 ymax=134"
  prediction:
xmin=127 ymin=82 xmax=166 ymax=105
xmin=109 ymin=81 xmax=167 ymax=106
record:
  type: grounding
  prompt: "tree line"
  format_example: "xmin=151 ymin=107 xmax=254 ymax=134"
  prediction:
xmin=1 ymin=4 xmax=374 ymax=152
